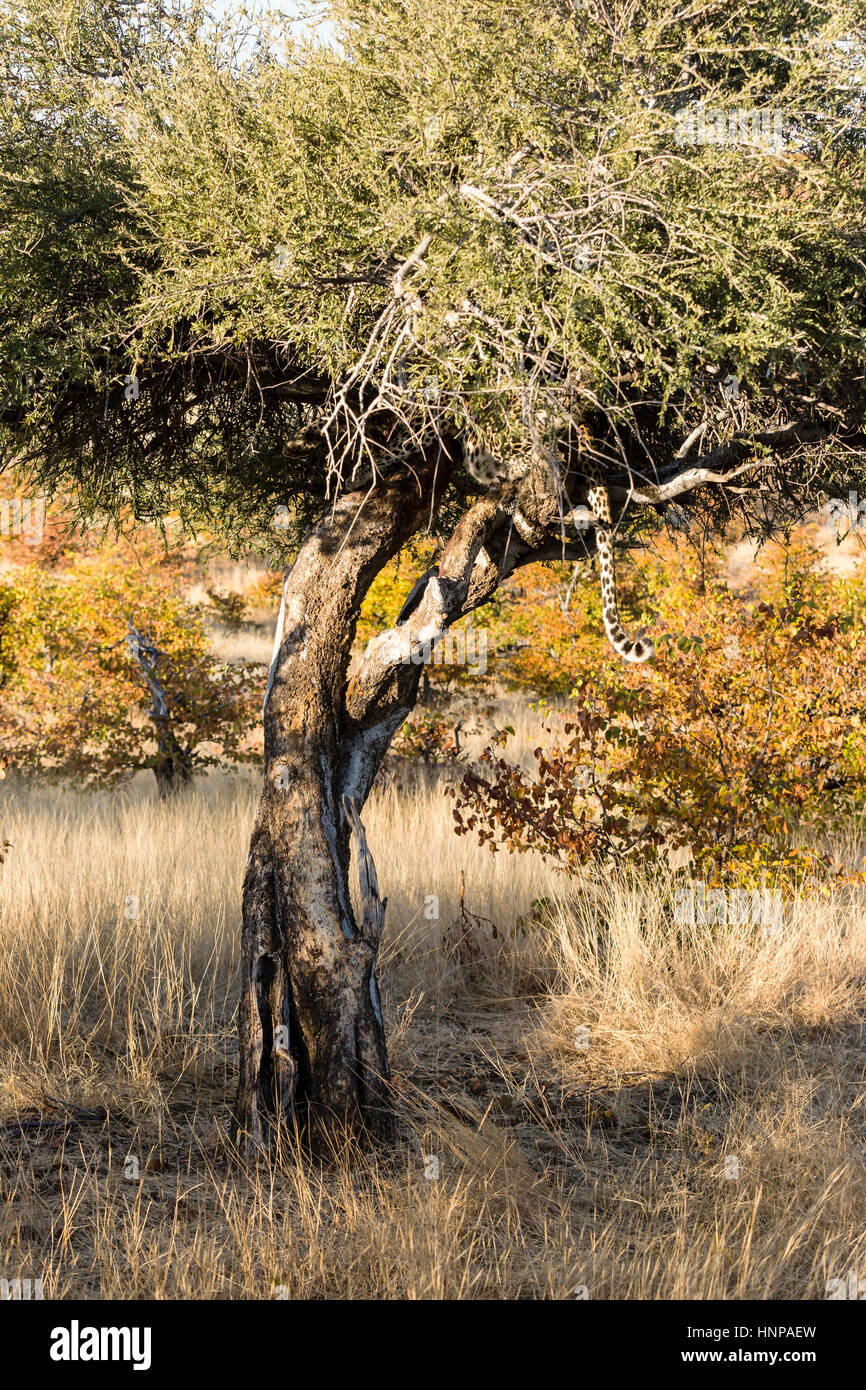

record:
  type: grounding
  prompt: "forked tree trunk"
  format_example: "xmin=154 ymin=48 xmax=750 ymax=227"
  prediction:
xmin=126 ymin=625 xmax=193 ymax=799
xmin=232 ymin=447 xmax=452 ymax=1155
xmin=231 ymin=438 xmax=595 ymax=1156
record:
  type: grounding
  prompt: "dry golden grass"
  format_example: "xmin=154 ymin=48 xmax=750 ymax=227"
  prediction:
xmin=206 ymin=623 xmax=275 ymax=666
xmin=2 ymin=754 xmax=866 ymax=1300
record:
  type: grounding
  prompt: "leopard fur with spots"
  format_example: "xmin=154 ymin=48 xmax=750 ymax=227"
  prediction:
xmin=463 ymin=437 xmax=653 ymax=665
xmin=581 ymin=454 xmax=653 ymax=664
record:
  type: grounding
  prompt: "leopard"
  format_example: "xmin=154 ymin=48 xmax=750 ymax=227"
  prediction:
xmin=582 ymin=453 xmax=654 ymax=664
xmin=463 ymin=429 xmax=654 ymax=665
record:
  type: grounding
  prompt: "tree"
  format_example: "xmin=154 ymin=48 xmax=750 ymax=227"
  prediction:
xmin=1 ymin=0 xmax=865 ymax=1152
xmin=0 ymin=542 xmax=264 ymax=794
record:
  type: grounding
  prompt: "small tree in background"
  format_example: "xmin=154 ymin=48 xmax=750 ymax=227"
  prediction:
xmin=0 ymin=544 xmax=264 ymax=794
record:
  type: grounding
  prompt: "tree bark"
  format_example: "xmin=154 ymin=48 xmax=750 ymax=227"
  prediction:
xmin=126 ymin=625 xmax=193 ymax=798
xmin=152 ymin=740 xmax=192 ymax=799
xmin=232 ymin=443 xmax=454 ymax=1155
xmin=231 ymin=439 xmax=599 ymax=1156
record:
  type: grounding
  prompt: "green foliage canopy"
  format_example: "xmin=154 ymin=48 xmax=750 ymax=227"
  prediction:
xmin=1 ymin=0 xmax=865 ymax=546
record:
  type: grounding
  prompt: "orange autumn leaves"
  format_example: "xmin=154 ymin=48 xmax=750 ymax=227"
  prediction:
xmin=449 ymin=530 xmax=866 ymax=883
xmin=0 ymin=537 xmax=264 ymax=788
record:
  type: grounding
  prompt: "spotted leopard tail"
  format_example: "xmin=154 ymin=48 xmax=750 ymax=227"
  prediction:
xmin=587 ymin=482 xmax=654 ymax=664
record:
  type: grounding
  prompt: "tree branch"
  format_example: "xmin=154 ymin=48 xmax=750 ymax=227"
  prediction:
xmin=611 ymin=419 xmax=852 ymax=505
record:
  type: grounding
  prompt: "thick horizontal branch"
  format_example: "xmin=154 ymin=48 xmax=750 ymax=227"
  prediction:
xmin=345 ymin=510 xmax=594 ymax=723
xmin=611 ymin=419 xmax=852 ymax=505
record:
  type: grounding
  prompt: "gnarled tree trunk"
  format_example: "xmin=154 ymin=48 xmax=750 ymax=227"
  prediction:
xmin=231 ymin=438 xmax=597 ymax=1156
xmin=232 ymin=446 xmax=449 ymax=1153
